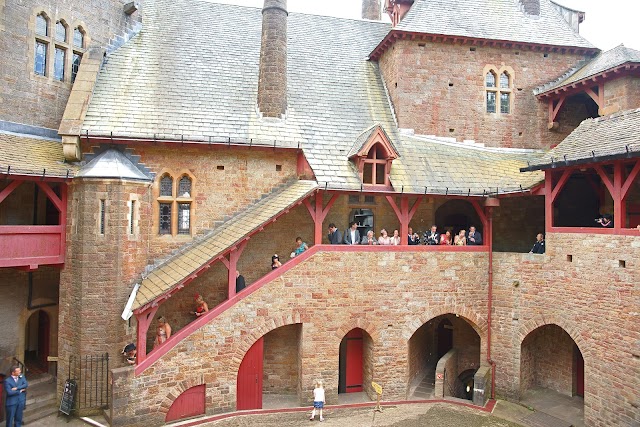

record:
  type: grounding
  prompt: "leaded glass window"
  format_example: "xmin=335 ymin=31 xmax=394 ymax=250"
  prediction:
xmin=159 ymin=203 xmax=172 ymax=234
xmin=73 ymin=28 xmax=84 ymax=48
xmin=54 ymin=47 xmax=65 ymax=81
xmin=55 ymin=21 xmax=66 ymax=42
xmin=72 ymin=53 xmax=81 ymax=82
xmin=160 ymin=176 xmax=173 ymax=197
xmin=178 ymin=203 xmax=190 ymax=234
xmin=485 ymin=72 xmax=496 ymax=88
xmin=486 ymin=92 xmax=496 ymax=113
xmin=500 ymin=72 xmax=510 ymax=89
xmin=178 ymin=176 xmax=192 ymax=198
xmin=36 ymin=14 xmax=48 ymax=36
xmin=35 ymin=41 xmax=47 ymax=75
xmin=500 ymin=93 xmax=510 ymax=114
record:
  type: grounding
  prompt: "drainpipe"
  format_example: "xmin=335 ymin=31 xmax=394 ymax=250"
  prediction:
xmin=485 ymin=197 xmax=500 ymax=400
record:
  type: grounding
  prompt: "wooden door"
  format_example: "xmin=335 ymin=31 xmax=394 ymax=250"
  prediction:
xmin=165 ymin=384 xmax=206 ymax=422
xmin=237 ymin=337 xmax=264 ymax=410
xmin=38 ymin=311 xmax=50 ymax=367
xmin=344 ymin=329 xmax=363 ymax=393
xmin=576 ymin=350 xmax=584 ymax=397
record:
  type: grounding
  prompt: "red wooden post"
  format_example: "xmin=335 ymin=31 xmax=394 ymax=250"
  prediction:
xmin=135 ymin=306 xmax=159 ymax=363
xmin=0 ymin=180 xmax=23 ymax=204
xmin=59 ymin=184 xmax=68 ymax=259
xmin=386 ymin=196 xmax=422 ymax=245
xmin=303 ymin=191 xmax=338 ymax=245
xmin=613 ymin=162 xmax=624 ymax=230
xmin=471 ymin=200 xmax=488 ymax=244
xmin=545 ymin=170 xmax=553 ymax=231
xmin=224 ymin=240 xmax=248 ymax=299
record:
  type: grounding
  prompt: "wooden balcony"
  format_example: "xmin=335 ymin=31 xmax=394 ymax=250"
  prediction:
xmin=0 ymin=225 xmax=65 ymax=269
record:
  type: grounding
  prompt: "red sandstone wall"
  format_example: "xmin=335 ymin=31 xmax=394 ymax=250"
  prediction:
xmin=492 ymin=232 xmax=640 ymax=427
xmin=603 ymin=76 xmax=640 ymax=115
xmin=110 ymin=249 xmax=489 ymax=426
xmin=263 ymin=324 xmax=301 ymax=395
xmin=378 ymin=40 xmax=589 ymax=149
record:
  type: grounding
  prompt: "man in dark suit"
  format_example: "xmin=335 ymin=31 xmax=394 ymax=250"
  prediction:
xmin=530 ymin=233 xmax=545 ymax=254
xmin=235 ymin=270 xmax=246 ymax=293
xmin=4 ymin=365 xmax=28 ymax=427
xmin=327 ymin=223 xmax=342 ymax=244
xmin=408 ymin=227 xmax=420 ymax=245
xmin=343 ymin=221 xmax=360 ymax=245
xmin=424 ymin=225 xmax=440 ymax=245
xmin=467 ymin=226 xmax=483 ymax=245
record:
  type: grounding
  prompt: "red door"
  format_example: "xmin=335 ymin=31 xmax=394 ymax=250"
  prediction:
xmin=576 ymin=350 xmax=584 ymax=397
xmin=38 ymin=311 xmax=50 ymax=367
xmin=345 ymin=329 xmax=363 ymax=393
xmin=237 ymin=337 xmax=264 ymax=410
xmin=165 ymin=384 xmax=206 ymax=422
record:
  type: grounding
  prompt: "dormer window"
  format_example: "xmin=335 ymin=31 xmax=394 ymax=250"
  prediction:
xmin=349 ymin=124 xmax=399 ymax=187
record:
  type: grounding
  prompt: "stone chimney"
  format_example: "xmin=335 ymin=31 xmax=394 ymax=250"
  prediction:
xmin=362 ymin=0 xmax=381 ymax=20
xmin=257 ymin=0 xmax=288 ymax=118
xmin=519 ymin=0 xmax=540 ymax=16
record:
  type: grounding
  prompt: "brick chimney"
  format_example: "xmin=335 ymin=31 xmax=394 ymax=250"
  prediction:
xmin=257 ymin=0 xmax=288 ymax=118
xmin=519 ymin=0 xmax=540 ymax=15
xmin=362 ymin=0 xmax=381 ymax=20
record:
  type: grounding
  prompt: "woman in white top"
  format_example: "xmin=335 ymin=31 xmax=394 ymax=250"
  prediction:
xmin=390 ymin=229 xmax=401 ymax=245
xmin=378 ymin=229 xmax=391 ymax=245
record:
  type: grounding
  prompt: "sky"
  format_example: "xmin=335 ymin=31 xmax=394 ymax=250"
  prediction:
xmin=207 ymin=0 xmax=639 ymax=51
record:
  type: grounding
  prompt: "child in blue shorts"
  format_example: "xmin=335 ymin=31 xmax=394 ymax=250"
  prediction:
xmin=309 ymin=380 xmax=325 ymax=422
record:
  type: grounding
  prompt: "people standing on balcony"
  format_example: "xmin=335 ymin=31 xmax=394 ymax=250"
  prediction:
xmin=236 ymin=270 xmax=246 ymax=293
xmin=440 ymin=230 xmax=452 ymax=245
xmin=193 ymin=295 xmax=209 ymax=317
xmin=362 ymin=230 xmax=378 ymax=245
xmin=378 ymin=228 xmax=391 ymax=245
xmin=154 ymin=316 xmax=171 ymax=349
xmin=424 ymin=225 xmax=440 ymax=245
xmin=408 ymin=227 xmax=420 ymax=245
xmin=291 ymin=237 xmax=308 ymax=258
xmin=327 ymin=223 xmax=343 ymax=244
xmin=454 ymin=230 xmax=467 ymax=245
xmin=271 ymin=254 xmax=282 ymax=269
xmin=467 ymin=226 xmax=483 ymax=245
xmin=390 ymin=229 xmax=401 ymax=245
xmin=529 ymin=233 xmax=546 ymax=254
xmin=344 ymin=221 xmax=361 ymax=245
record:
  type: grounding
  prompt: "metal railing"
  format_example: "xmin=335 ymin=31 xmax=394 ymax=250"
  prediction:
xmin=67 ymin=353 xmax=110 ymax=411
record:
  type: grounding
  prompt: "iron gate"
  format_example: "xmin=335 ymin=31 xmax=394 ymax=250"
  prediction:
xmin=67 ymin=353 xmax=110 ymax=411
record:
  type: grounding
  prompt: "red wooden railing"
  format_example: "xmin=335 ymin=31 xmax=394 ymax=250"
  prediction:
xmin=0 ymin=225 xmax=65 ymax=268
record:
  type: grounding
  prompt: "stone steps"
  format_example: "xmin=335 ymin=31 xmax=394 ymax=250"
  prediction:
xmin=411 ymin=369 xmax=436 ymax=399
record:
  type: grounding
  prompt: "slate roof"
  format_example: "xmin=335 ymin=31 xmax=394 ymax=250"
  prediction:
xmin=534 ymin=44 xmax=640 ymax=95
xmin=394 ymin=0 xmax=595 ymax=49
xmin=0 ymin=132 xmax=76 ymax=178
xmin=390 ymin=134 xmax=544 ymax=194
xmin=133 ymin=179 xmax=318 ymax=311
xmin=83 ymin=0 xmax=545 ymax=195
xmin=522 ymin=108 xmax=640 ymax=171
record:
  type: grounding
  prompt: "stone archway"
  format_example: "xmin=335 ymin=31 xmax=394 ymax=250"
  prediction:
xmin=519 ymin=324 xmax=585 ymax=426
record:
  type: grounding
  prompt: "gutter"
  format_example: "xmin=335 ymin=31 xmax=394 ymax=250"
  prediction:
xmin=521 ymin=149 xmax=640 ymax=172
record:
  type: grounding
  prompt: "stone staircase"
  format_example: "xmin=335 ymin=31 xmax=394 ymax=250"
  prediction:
xmin=411 ymin=369 xmax=436 ymax=399
xmin=0 ymin=373 xmax=57 ymax=426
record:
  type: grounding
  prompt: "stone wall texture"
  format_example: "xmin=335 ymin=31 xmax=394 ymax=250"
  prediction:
xmin=378 ymin=40 xmax=590 ymax=149
xmin=0 ymin=0 xmax=141 ymax=130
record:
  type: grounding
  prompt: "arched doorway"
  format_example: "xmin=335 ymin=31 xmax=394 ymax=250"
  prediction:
xmin=24 ymin=310 xmax=50 ymax=371
xmin=520 ymin=324 xmax=584 ymax=425
xmin=237 ymin=324 xmax=302 ymax=410
xmin=408 ymin=314 xmax=480 ymax=400
xmin=165 ymin=384 xmax=206 ymax=422
xmin=435 ymin=200 xmax=482 ymax=237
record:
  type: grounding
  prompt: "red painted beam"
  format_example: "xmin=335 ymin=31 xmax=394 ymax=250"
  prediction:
xmin=0 ymin=180 xmax=23 ymax=205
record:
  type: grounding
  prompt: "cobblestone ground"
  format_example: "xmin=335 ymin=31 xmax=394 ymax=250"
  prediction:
xmin=205 ymin=403 xmax=524 ymax=427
